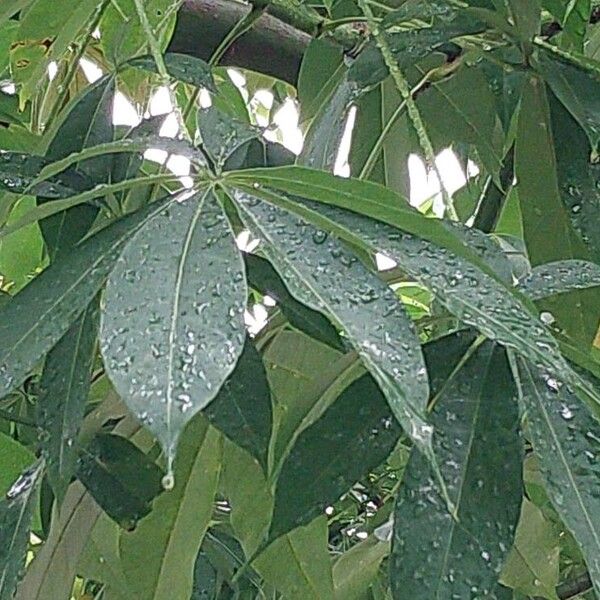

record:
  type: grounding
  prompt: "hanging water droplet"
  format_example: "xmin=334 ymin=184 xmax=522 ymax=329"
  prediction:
xmin=162 ymin=472 xmax=175 ymax=491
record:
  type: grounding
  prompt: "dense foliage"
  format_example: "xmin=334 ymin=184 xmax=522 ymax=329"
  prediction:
xmin=0 ymin=0 xmax=600 ymax=598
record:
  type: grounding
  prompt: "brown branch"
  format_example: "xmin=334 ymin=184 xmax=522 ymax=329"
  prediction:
xmin=169 ymin=0 xmax=312 ymax=84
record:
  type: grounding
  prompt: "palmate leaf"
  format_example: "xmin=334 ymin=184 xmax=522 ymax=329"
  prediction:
xmin=0 ymin=459 xmax=44 ymax=600
xmin=0 ymin=195 xmax=174 ymax=400
xmin=391 ymin=342 xmax=522 ymax=599
xmin=269 ymin=374 xmax=402 ymax=541
xmin=512 ymin=358 xmax=600 ymax=594
xmin=101 ymin=189 xmax=246 ymax=478
xmin=230 ymin=190 xmax=432 ymax=456
xmin=36 ymin=296 xmax=100 ymax=504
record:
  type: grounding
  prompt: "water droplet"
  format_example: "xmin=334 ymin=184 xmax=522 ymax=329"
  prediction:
xmin=162 ymin=472 xmax=175 ymax=491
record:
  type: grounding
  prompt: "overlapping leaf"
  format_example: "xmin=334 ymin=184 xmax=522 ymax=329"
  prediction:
xmin=391 ymin=342 xmax=522 ymax=599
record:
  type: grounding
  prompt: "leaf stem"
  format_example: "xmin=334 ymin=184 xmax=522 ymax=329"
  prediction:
xmin=132 ymin=0 xmax=169 ymax=81
xmin=357 ymin=0 xmax=459 ymax=219
xmin=0 ymin=407 xmax=38 ymax=428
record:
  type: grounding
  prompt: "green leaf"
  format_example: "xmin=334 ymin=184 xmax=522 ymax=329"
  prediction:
xmin=245 ymin=253 xmax=343 ymax=350
xmin=390 ymin=342 xmax=522 ymax=599
xmin=36 ymin=296 xmax=100 ymax=504
xmin=43 ymin=75 xmax=116 ymax=260
xmin=508 ymin=0 xmax=541 ymax=40
xmin=512 ymin=358 xmax=600 ymax=594
xmin=191 ymin=547 xmax=217 ymax=600
xmin=204 ymin=338 xmax=272 ymax=472
xmin=269 ymin=374 xmax=401 ymax=541
xmin=515 ymin=75 xmax=599 ymax=347
xmin=254 ymin=517 xmax=334 ymax=600
xmin=0 ymin=195 xmax=173 ymax=400
xmin=129 ymin=53 xmax=216 ymax=92
xmin=536 ymin=52 xmax=600 ymax=149
xmin=119 ymin=419 xmax=221 ymax=600
xmin=332 ymin=537 xmax=390 ymax=600
xmin=0 ymin=434 xmax=35 ymax=497
xmin=517 ymin=260 xmax=600 ymax=300
xmin=100 ymin=0 xmax=175 ymax=66
xmin=288 ymin=199 xmax=573 ymax=397
xmin=500 ymin=500 xmax=560 ymax=600
xmin=198 ymin=106 xmax=260 ymax=170
xmin=232 ymin=190 xmax=432 ymax=456
xmin=0 ymin=459 xmax=44 ymax=600
xmin=0 ymin=152 xmax=91 ymax=199
xmin=10 ymin=0 xmax=100 ymax=102
xmin=76 ymin=433 xmax=163 ymax=529
xmin=101 ymin=189 xmax=246 ymax=476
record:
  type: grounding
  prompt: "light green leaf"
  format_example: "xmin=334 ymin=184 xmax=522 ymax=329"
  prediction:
xmin=512 ymin=358 xmax=600 ymax=594
xmin=36 ymin=296 xmax=100 ymax=504
xmin=101 ymin=189 xmax=246 ymax=475
xmin=119 ymin=420 xmax=221 ymax=600
xmin=0 ymin=460 xmax=43 ymax=600
xmin=391 ymin=343 xmax=522 ymax=599
xmin=0 ymin=434 xmax=34 ymax=497
xmin=254 ymin=518 xmax=334 ymax=600
xmin=0 ymin=195 xmax=173 ymax=400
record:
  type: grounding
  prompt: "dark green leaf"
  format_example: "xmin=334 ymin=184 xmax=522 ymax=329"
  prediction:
xmin=129 ymin=53 xmax=216 ymax=92
xmin=36 ymin=296 xmax=100 ymax=504
xmin=43 ymin=75 xmax=116 ymax=260
xmin=0 ymin=459 xmax=44 ymax=600
xmin=245 ymin=253 xmax=343 ymax=350
xmin=76 ymin=433 xmax=163 ymax=529
xmin=391 ymin=343 xmax=522 ymax=599
xmin=513 ymin=358 xmax=600 ymax=594
xmin=269 ymin=374 xmax=401 ymax=541
xmin=191 ymin=548 xmax=217 ymax=600
xmin=204 ymin=338 xmax=272 ymax=472
xmin=517 ymin=260 xmax=600 ymax=300
xmin=0 ymin=195 xmax=173 ymax=400
xmin=232 ymin=190 xmax=432 ymax=457
xmin=101 ymin=190 xmax=246 ymax=475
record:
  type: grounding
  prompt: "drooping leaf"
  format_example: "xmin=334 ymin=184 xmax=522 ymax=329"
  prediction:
xmin=36 ymin=296 xmax=100 ymax=504
xmin=513 ymin=358 xmax=600 ymax=593
xmin=269 ymin=374 xmax=401 ymax=541
xmin=76 ymin=433 xmax=163 ymax=529
xmin=204 ymin=338 xmax=272 ymax=471
xmin=0 ymin=195 xmax=174 ymax=400
xmin=0 ymin=459 xmax=44 ymax=600
xmin=245 ymin=253 xmax=343 ymax=350
xmin=232 ymin=190 xmax=432 ymax=456
xmin=43 ymin=75 xmax=116 ymax=260
xmin=390 ymin=343 xmax=522 ymax=599
xmin=129 ymin=53 xmax=216 ymax=92
xmin=119 ymin=419 xmax=221 ymax=600
xmin=101 ymin=189 xmax=246 ymax=473
xmin=517 ymin=260 xmax=600 ymax=300
xmin=515 ymin=75 xmax=599 ymax=347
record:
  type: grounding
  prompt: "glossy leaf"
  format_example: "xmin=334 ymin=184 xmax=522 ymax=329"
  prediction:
xmin=233 ymin=190 xmax=432 ymax=455
xmin=43 ymin=75 xmax=116 ymax=260
xmin=101 ymin=189 xmax=246 ymax=474
xmin=513 ymin=358 xmax=600 ymax=594
xmin=204 ymin=338 xmax=272 ymax=471
xmin=130 ymin=53 xmax=216 ymax=92
xmin=119 ymin=419 xmax=221 ymax=600
xmin=269 ymin=374 xmax=401 ymax=541
xmin=76 ymin=433 xmax=163 ymax=529
xmin=245 ymin=253 xmax=343 ymax=350
xmin=391 ymin=343 xmax=522 ymax=599
xmin=517 ymin=260 xmax=600 ymax=300
xmin=36 ymin=296 xmax=100 ymax=504
xmin=0 ymin=195 xmax=174 ymax=400
xmin=0 ymin=460 xmax=43 ymax=600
